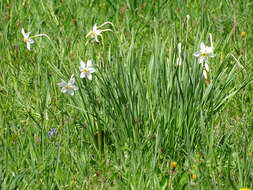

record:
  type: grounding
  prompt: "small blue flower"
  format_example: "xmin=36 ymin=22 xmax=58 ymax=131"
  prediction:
xmin=48 ymin=128 xmax=57 ymax=138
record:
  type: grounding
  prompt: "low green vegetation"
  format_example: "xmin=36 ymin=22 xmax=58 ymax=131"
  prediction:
xmin=0 ymin=0 xmax=253 ymax=189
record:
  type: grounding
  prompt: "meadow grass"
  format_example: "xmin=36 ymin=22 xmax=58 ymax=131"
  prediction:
xmin=1 ymin=0 xmax=253 ymax=189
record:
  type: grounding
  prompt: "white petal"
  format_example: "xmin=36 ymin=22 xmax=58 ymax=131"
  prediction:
xmin=198 ymin=57 xmax=206 ymax=64
xmin=80 ymin=72 xmax=86 ymax=78
xmin=21 ymin=28 xmax=26 ymax=36
xmin=87 ymin=73 xmax=92 ymax=80
xmin=22 ymin=29 xmax=30 ymax=38
xmin=95 ymin=30 xmax=102 ymax=35
xmin=67 ymin=89 xmax=74 ymax=96
xmin=79 ymin=63 xmax=87 ymax=71
xmin=80 ymin=60 xmax=85 ymax=68
xmin=87 ymin=60 xmax=93 ymax=67
xmin=200 ymin=43 xmax=206 ymax=51
xmin=73 ymin=85 xmax=78 ymax=91
xmin=58 ymin=80 xmax=67 ymax=87
xmin=26 ymin=42 xmax=31 ymax=50
xmin=61 ymin=87 xmax=67 ymax=93
xmin=205 ymin=46 xmax=213 ymax=54
xmin=95 ymin=36 xmax=100 ymax=43
xmin=204 ymin=63 xmax=209 ymax=71
xmin=203 ymin=70 xmax=208 ymax=79
xmin=69 ymin=83 xmax=78 ymax=90
xmin=193 ymin=51 xmax=200 ymax=57
xmin=28 ymin=38 xmax=35 ymax=44
xmin=88 ymin=67 xmax=96 ymax=73
xmin=93 ymin=24 xmax=97 ymax=32
xmin=69 ymin=75 xmax=75 ymax=84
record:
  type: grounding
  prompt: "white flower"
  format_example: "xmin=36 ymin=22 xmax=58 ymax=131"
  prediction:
xmin=86 ymin=22 xmax=113 ymax=43
xmin=79 ymin=60 xmax=96 ymax=80
xmin=58 ymin=75 xmax=78 ymax=96
xmin=21 ymin=28 xmax=49 ymax=50
xmin=193 ymin=42 xmax=215 ymax=64
xmin=21 ymin=28 xmax=35 ymax=50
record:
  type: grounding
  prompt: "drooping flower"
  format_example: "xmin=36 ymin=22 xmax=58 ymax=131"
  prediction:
xmin=79 ymin=60 xmax=96 ymax=80
xmin=193 ymin=42 xmax=215 ymax=64
xmin=21 ymin=28 xmax=49 ymax=50
xmin=86 ymin=22 xmax=113 ymax=43
xmin=58 ymin=75 xmax=78 ymax=96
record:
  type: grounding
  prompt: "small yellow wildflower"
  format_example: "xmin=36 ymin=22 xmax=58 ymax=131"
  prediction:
xmin=170 ymin=161 xmax=177 ymax=170
xmin=191 ymin=174 xmax=197 ymax=181
xmin=240 ymin=31 xmax=247 ymax=38
xmin=239 ymin=188 xmax=251 ymax=190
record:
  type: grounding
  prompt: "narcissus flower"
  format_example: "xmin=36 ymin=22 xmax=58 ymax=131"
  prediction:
xmin=193 ymin=42 xmax=215 ymax=64
xmin=79 ymin=60 xmax=96 ymax=80
xmin=58 ymin=75 xmax=78 ymax=96
xmin=86 ymin=22 xmax=113 ymax=43
xmin=21 ymin=28 xmax=34 ymax=50
xmin=21 ymin=28 xmax=49 ymax=50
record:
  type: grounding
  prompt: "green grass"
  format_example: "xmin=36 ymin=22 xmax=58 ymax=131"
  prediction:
xmin=1 ymin=0 xmax=253 ymax=189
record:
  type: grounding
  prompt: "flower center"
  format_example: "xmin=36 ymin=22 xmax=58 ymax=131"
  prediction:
xmin=200 ymin=52 xmax=208 ymax=57
xmin=82 ymin=68 xmax=89 ymax=73
xmin=90 ymin=31 xmax=97 ymax=37
xmin=65 ymin=84 xmax=71 ymax=89
xmin=24 ymin=37 xmax=29 ymax=43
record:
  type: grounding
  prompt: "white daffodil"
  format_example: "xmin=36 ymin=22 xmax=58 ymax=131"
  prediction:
xmin=58 ymin=75 xmax=78 ymax=96
xmin=193 ymin=42 xmax=215 ymax=64
xmin=79 ymin=60 xmax=96 ymax=80
xmin=21 ymin=28 xmax=49 ymax=50
xmin=21 ymin=28 xmax=35 ymax=50
xmin=86 ymin=22 xmax=113 ymax=43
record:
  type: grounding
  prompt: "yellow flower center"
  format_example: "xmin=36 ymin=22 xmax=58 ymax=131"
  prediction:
xmin=82 ymin=68 xmax=89 ymax=73
xmin=200 ymin=52 xmax=208 ymax=57
xmin=65 ymin=84 xmax=71 ymax=89
xmin=90 ymin=31 xmax=97 ymax=37
xmin=24 ymin=37 xmax=29 ymax=43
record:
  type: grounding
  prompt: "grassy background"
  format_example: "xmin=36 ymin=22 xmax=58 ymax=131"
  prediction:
xmin=1 ymin=0 xmax=253 ymax=189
